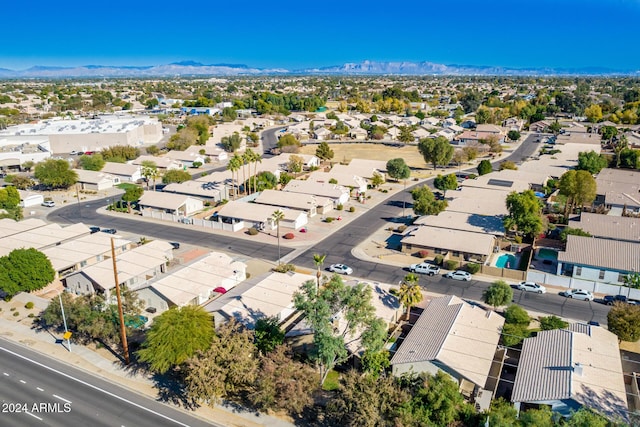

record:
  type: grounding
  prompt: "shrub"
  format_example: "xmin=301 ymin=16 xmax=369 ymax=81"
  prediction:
xmin=283 ymin=233 xmax=295 ymax=240
xmin=25 ymin=302 xmax=34 ymax=309
xmin=10 ymin=307 xmax=16 ymax=312
xmin=336 ymin=204 xmax=344 ymax=211
xmin=444 ymin=260 xmax=458 ymax=270
xmin=434 ymin=255 xmax=443 ymax=266
xmin=247 ymin=227 xmax=259 ymax=235
xmin=13 ymin=311 xmax=20 ymax=317
xmin=465 ymin=263 xmax=481 ymax=274
xmin=274 ymin=263 xmax=295 ymax=273
xmin=349 ymin=206 xmax=355 ymax=213
xmin=514 ymin=235 xmax=523 ymax=244
xmin=325 ymin=217 xmax=334 ymax=223
xmin=504 ymin=305 xmax=531 ymax=326
xmin=396 ymin=225 xmax=407 ymax=233
xmin=467 ymin=173 xmax=478 ymax=180
xmin=417 ymin=250 xmax=429 ymax=259
xmin=28 ymin=313 xmax=35 ymax=318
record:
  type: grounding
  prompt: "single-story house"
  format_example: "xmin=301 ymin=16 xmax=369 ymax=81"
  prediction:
xmin=511 ymin=324 xmax=627 ymax=422
xmin=101 ymin=162 xmax=142 ymax=183
xmin=308 ymin=171 xmax=367 ymax=194
xmin=184 ymin=145 xmax=228 ymax=162
xmin=350 ymin=127 xmax=368 ymax=141
xmin=391 ymin=295 xmax=504 ymax=403
xmin=204 ymin=271 xmax=314 ymax=328
xmin=253 ymin=189 xmax=333 ymax=217
xmin=0 ymin=221 xmax=92 ymax=258
xmin=131 ymin=155 xmax=182 ymax=171
xmin=136 ymin=252 xmax=246 ymax=314
xmin=162 ymin=150 xmax=205 ymax=168
xmin=63 ymin=240 xmax=174 ymax=301
xmin=163 ymin=180 xmax=228 ymax=203
xmin=529 ymin=120 xmax=551 ymax=133
xmin=313 ymin=127 xmax=332 ymax=140
xmin=18 ymin=190 xmax=44 ymax=208
xmin=73 ymin=169 xmax=120 ymax=191
xmin=401 ymin=226 xmax=496 ymax=264
xmin=215 ymin=201 xmax=308 ymax=232
xmin=283 ymin=179 xmax=350 ymax=206
xmin=557 ymin=235 xmax=640 ymax=284
xmin=344 ymin=159 xmax=387 ymax=180
xmin=568 ymin=212 xmax=640 ymax=243
xmin=447 ymin=187 xmax=510 ymax=217
xmin=138 ymin=192 xmax=203 ymax=216
xmin=595 ymin=168 xmax=640 ymax=214
xmin=455 ymin=130 xmax=504 ymax=146
xmin=502 ymin=117 xmax=525 ymax=131
xmin=413 ymin=211 xmax=505 ymax=236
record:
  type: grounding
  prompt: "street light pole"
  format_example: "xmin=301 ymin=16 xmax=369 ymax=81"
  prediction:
xmin=58 ymin=291 xmax=71 ymax=352
xmin=110 ymin=237 xmax=130 ymax=365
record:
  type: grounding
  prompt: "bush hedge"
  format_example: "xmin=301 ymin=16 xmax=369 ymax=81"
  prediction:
xmin=434 ymin=255 xmax=443 ymax=266
xmin=283 ymin=233 xmax=295 ymax=240
xmin=465 ymin=263 xmax=481 ymax=274
xmin=247 ymin=227 xmax=259 ymax=235
xmin=444 ymin=260 xmax=459 ymax=270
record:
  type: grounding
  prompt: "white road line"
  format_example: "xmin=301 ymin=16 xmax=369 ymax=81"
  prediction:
xmin=0 ymin=345 xmax=192 ymax=427
xmin=37 ymin=387 xmax=44 ymax=391
xmin=53 ymin=394 xmax=72 ymax=404
xmin=25 ymin=412 xmax=43 ymax=421
xmin=3 ymin=372 xmax=9 ymax=376
xmin=20 ymin=380 xmax=26 ymax=384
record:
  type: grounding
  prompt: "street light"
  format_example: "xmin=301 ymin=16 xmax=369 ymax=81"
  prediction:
xmin=57 ymin=291 xmax=71 ymax=353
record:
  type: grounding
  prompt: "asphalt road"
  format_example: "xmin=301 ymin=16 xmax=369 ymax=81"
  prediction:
xmin=260 ymin=126 xmax=287 ymax=157
xmin=0 ymin=338 xmax=217 ymax=427
xmin=48 ymin=200 xmax=292 ymax=263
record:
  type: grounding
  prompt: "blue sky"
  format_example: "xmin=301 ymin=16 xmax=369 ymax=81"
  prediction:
xmin=2 ymin=0 xmax=639 ymax=71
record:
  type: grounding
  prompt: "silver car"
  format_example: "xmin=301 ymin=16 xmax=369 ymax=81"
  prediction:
xmin=516 ymin=281 xmax=547 ymax=294
xmin=445 ymin=270 xmax=472 ymax=281
xmin=562 ymin=289 xmax=594 ymax=301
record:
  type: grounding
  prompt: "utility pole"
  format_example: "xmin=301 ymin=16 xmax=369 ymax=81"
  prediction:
xmin=58 ymin=291 xmax=71 ymax=352
xmin=110 ymin=237 xmax=130 ymax=365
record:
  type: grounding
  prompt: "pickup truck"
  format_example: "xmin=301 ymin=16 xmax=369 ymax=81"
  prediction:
xmin=603 ymin=295 xmax=628 ymax=305
xmin=409 ymin=262 xmax=440 ymax=276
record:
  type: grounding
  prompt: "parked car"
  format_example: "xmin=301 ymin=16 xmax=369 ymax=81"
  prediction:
xmin=70 ymin=150 xmax=81 ymax=155
xmin=409 ymin=262 xmax=440 ymax=276
xmin=445 ymin=270 xmax=472 ymax=281
xmin=101 ymin=228 xmax=117 ymax=234
xmin=89 ymin=226 xmax=101 ymax=234
xmin=169 ymin=242 xmax=180 ymax=250
xmin=41 ymin=200 xmax=55 ymax=207
xmin=329 ymin=264 xmax=353 ymax=275
xmin=516 ymin=281 xmax=547 ymax=294
xmin=603 ymin=295 xmax=628 ymax=305
xmin=560 ymin=289 xmax=594 ymax=301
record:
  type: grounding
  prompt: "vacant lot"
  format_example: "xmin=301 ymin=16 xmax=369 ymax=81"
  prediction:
xmin=299 ymin=143 xmax=430 ymax=171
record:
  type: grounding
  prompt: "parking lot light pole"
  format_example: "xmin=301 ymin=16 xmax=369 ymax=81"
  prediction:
xmin=58 ymin=291 xmax=71 ymax=353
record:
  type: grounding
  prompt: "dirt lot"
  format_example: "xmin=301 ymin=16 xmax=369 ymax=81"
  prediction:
xmin=299 ymin=143 xmax=433 ymax=174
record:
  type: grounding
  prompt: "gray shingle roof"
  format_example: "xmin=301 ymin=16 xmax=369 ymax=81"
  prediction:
xmin=558 ymin=235 xmax=640 ymax=273
xmin=568 ymin=213 xmax=640 ymax=243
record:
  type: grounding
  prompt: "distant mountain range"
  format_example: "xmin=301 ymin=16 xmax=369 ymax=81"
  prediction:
xmin=0 ymin=60 xmax=637 ymax=78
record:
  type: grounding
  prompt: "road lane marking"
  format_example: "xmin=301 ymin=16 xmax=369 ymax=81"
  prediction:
xmin=20 ymin=380 xmax=26 ymax=384
xmin=3 ymin=372 xmax=9 ymax=376
xmin=37 ymin=387 xmax=44 ymax=391
xmin=53 ymin=394 xmax=71 ymax=404
xmin=0 ymin=345 xmax=192 ymax=427
xmin=25 ymin=412 xmax=43 ymax=421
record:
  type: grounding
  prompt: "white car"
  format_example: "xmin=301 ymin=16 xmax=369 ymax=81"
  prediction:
xmin=516 ymin=281 xmax=547 ymax=294
xmin=562 ymin=289 xmax=594 ymax=301
xmin=445 ymin=270 xmax=472 ymax=281
xmin=409 ymin=262 xmax=440 ymax=276
xmin=329 ymin=264 xmax=353 ymax=275
xmin=41 ymin=200 xmax=55 ymax=207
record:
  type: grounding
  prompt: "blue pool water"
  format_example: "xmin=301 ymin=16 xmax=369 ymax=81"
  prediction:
xmin=495 ymin=254 xmax=517 ymax=269
xmin=537 ymin=248 xmax=558 ymax=260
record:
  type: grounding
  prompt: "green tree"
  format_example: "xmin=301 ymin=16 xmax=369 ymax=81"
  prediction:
xmin=272 ymin=209 xmax=285 ymax=265
xmin=601 ymin=125 xmax=618 ymax=144
xmin=486 ymin=398 xmax=519 ymax=427
xmin=397 ymin=273 xmax=423 ymax=318
xmin=584 ymin=104 xmax=603 ymax=123
xmin=507 ymin=130 xmax=521 ymax=142
xmin=503 ymin=190 xmax=543 ymax=239
xmin=504 ymin=304 xmax=530 ymax=326
xmin=34 ymin=159 xmax=78 ymax=189
xmin=619 ymin=148 xmax=639 ymax=169
xmin=78 ymin=153 xmax=106 ymax=171
xmin=411 ymin=185 xmax=448 ymax=216
xmin=418 ymin=136 xmax=454 ymax=170
xmin=386 ymin=158 xmax=410 ymax=182
xmin=287 ymin=154 xmax=304 ymax=175
xmin=249 ymin=345 xmax=317 ymax=415
xmin=184 ymin=320 xmax=258 ymax=404
xmin=137 ymin=306 xmax=214 ymax=374
xmin=140 ymin=160 xmax=159 ymax=191
xmin=519 ymin=406 xmax=554 ymax=427
xmin=0 ymin=248 xmax=55 ymax=297
xmin=477 ymin=159 xmax=493 ymax=176
xmin=315 ymin=141 xmax=334 ymax=161
xmin=227 ymin=154 xmax=241 ymax=198
xmin=8 ymin=175 xmax=34 ymax=190
xmin=560 ymin=227 xmax=592 ymax=242
xmin=549 ymin=120 xmax=562 ymax=135
xmin=252 ymin=171 xmax=278 ymax=191
xmin=608 ymin=303 xmax=640 ymax=342
xmin=623 ymin=272 xmax=640 ymax=289
xmin=577 ymin=150 xmax=608 ymax=174
xmin=433 ymin=173 xmax=458 ymax=197
xmin=360 ymin=318 xmax=389 ymax=377
xmin=539 ymin=315 xmax=569 ymax=331
xmin=370 ymin=172 xmax=385 ymax=188
xmin=558 ymin=170 xmax=597 ymax=217
xmin=500 ymin=160 xmax=518 ymax=171
xmin=398 ymin=126 xmax=414 ymax=143
xmin=100 ymin=145 xmax=140 ymax=162
xmin=277 ymin=134 xmax=300 ymax=149
xmin=294 ymin=277 xmax=377 ymax=384
xmin=221 ymin=132 xmax=242 ymax=152
xmin=566 ymin=407 xmax=610 ymax=427
xmin=254 ymin=316 xmax=285 ymax=354
xmin=162 ymin=169 xmax=192 ymax=184
xmin=121 ymin=185 xmax=143 ymax=214
xmin=483 ymin=280 xmax=513 ymax=310
xmin=0 ymin=186 xmax=20 ymax=209
xmin=313 ymin=253 xmax=326 ymax=289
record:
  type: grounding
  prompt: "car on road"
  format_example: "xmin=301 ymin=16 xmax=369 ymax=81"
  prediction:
xmin=89 ymin=226 xmax=101 ymax=234
xmin=41 ymin=200 xmax=55 ymax=207
xmin=101 ymin=228 xmax=117 ymax=234
xmin=409 ymin=262 xmax=440 ymax=276
xmin=445 ymin=270 xmax=472 ymax=281
xmin=516 ymin=281 xmax=547 ymax=294
xmin=70 ymin=150 xmax=81 ymax=155
xmin=603 ymin=295 xmax=628 ymax=305
xmin=560 ymin=289 xmax=594 ymax=301
xmin=329 ymin=264 xmax=353 ymax=275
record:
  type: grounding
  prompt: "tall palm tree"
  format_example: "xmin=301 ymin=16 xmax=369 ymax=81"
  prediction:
xmin=312 ymin=253 xmax=326 ymax=290
xmin=241 ymin=151 xmax=249 ymax=195
xmin=244 ymin=148 xmax=256 ymax=194
xmin=398 ymin=273 xmax=423 ymax=319
xmin=271 ymin=209 xmax=285 ymax=265
xmin=227 ymin=154 xmax=241 ymax=199
xmin=252 ymin=150 xmax=262 ymax=193
xmin=245 ymin=148 xmax=260 ymax=194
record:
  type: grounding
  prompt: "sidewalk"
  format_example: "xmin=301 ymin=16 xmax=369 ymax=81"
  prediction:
xmin=0 ymin=295 xmax=294 ymax=427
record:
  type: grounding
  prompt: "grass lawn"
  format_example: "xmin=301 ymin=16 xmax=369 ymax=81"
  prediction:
xmin=116 ymin=183 xmax=139 ymax=191
xmin=322 ymin=369 xmax=340 ymax=391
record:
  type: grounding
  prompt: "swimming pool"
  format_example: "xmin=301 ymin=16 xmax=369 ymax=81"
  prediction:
xmin=495 ymin=253 xmax=517 ymax=269
xmin=537 ymin=248 xmax=558 ymax=260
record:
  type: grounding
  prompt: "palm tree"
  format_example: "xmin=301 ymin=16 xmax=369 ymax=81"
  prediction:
xmin=244 ymin=148 xmax=257 ymax=194
xmin=397 ymin=273 xmax=423 ymax=319
xmin=312 ymin=253 xmax=326 ymax=290
xmin=141 ymin=160 xmax=159 ymax=191
xmin=245 ymin=148 xmax=260 ymax=194
xmin=227 ymin=154 xmax=242 ymax=199
xmin=253 ymin=151 xmax=262 ymax=193
xmin=271 ymin=209 xmax=285 ymax=265
xmin=241 ymin=151 xmax=249 ymax=195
